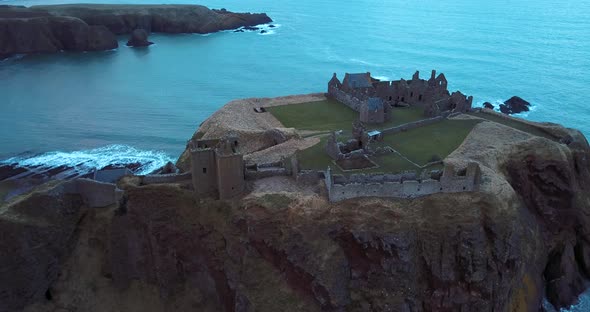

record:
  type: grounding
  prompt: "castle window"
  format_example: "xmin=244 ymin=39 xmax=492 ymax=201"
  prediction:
xmin=388 ymin=96 xmax=392 ymax=101
xmin=410 ymin=92 xmax=413 ymax=98
xmin=419 ymin=94 xmax=423 ymax=101
xmin=401 ymin=97 xmax=405 ymax=102
xmin=202 ymin=168 xmax=207 ymax=174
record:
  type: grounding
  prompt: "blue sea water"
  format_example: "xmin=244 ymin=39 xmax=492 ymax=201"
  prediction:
xmin=1 ymin=0 xmax=589 ymax=168
xmin=0 ymin=0 xmax=590 ymax=309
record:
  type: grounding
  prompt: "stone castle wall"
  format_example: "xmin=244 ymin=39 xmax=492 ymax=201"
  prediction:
xmin=216 ymin=154 xmax=245 ymax=199
xmin=325 ymin=164 xmax=479 ymax=202
xmin=245 ymin=167 xmax=289 ymax=180
xmin=142 ymin=172 xmax=192 ymax=185
xmin=380 ymin=116 xmax=444 ymax=135
xmin=328 ymin=86 xmax=364 ymax=112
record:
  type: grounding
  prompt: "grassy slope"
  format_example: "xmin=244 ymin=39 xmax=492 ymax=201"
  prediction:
xmin=467 ymin=112 xmax=556 ymax=140
xmin=382 ymin=119 xmax=481 ymax=166
xmin=267 ymin=99 xmax=424 ymax=131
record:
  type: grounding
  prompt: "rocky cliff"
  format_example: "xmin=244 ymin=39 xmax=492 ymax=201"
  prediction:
xmin=2 ymin=98 xmax=590 ymax=311
xmin=0 ymin=4 xmax=272 ymax=59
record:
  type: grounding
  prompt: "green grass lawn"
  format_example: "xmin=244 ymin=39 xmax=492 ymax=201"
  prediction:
xmin=267 ymin=99 xmax=425 ymax=132
xmin=382 ymin=119 xmax=481 ymax=166
xmin=267 ymin=99 xmax=358 ymax=131
xmin=467 ymin=112 xmax=557 ymax=140
xmin=297 ymin=136 xmax=342 ymax=172
xmin=296 ymin=136 xmax=419 ymax=174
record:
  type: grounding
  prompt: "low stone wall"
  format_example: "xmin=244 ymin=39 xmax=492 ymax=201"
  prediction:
xmin=324 ymin=164 xmax=479 ymax=202
xmin=328 ymin=87 xmax=364 ymax=112
xmin=296 ymin=170 xmax=323 ymax=184
xmin=62 ymin=178 xmax=123 ymax=208
xmin=381 ymin=116 xmax=444 ymax=135
xmin=479 ymin=109 xmax=557 ymax=137
xmin=142 ymin=172 xmax=192 ymax=185
xmin=332 ymin=172 xmax=417 ymax=184
xmin=245 ymin=167 xmax=289 ymax=180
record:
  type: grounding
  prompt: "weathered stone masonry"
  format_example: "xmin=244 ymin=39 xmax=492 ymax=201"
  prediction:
xmin=328 ymin=70 xmax=474 ymax=122
xmin=190 ymin=137 xmax=245 ymax=200
xmin=324 ymin=163 xmax=480 ymax=202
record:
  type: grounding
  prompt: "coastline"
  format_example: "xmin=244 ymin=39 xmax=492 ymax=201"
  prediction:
xmin=0 ymin=4 xmax=272 ymax=59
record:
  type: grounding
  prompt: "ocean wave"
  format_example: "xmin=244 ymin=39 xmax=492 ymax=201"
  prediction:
xmin=543 ymin=288 xmax=590 ymax=311
xmin=258 ymin=23 xmax=281 ymax=35
xmin=0 ymin=144 xmax=174 ymax=176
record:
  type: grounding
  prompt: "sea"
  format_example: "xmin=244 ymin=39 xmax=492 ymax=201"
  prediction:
xmin=0 ymin=0 xmax=589 ymax=307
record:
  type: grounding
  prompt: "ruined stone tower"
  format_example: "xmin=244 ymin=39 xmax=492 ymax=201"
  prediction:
xmin=190 ymin=136 xmax=245 ymax=200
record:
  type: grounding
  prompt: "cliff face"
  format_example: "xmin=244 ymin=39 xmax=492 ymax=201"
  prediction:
xmin=0 ymin=15 xmax=117 ymax=56
xmin=2 ymin=112 xmax=590 ymax=311
xmin=32 ymin=4 xmax=272 ymax=35
xmin=0 ymin=4 xmax=272 ymax=59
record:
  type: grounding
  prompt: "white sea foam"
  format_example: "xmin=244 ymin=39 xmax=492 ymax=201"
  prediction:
xmin=543 ymin=288 xmax=590 ymax=312
xmin=372 ymin=75 xmax=390 ymax=81
xmin=349 ymin=58 xmax=383 ymax=67
xmin=0 ymin=144 xmax=174 ymax=175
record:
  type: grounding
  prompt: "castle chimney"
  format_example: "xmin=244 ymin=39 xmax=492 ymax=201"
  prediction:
xmin=412 ymin=71 xmax=420 ymax=81
xmin=430 ymin=70 xmax=436 ymax=81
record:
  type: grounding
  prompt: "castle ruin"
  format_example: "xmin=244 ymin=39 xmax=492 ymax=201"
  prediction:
xmin=189 ymin=136 xmax=245 ymax=200
xmin=328 ymin=70 xmax=473 ymax=123
xmin=324 ymin=162 xmax=480 ymax=202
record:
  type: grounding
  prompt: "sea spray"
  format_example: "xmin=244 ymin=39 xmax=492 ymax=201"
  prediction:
xmin=0 ymin=144 xmax=174 ymax=176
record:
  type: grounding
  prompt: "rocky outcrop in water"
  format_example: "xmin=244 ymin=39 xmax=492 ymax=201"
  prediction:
xmin=126 ymin=29 xmax=153 ymax=47
xmin=0 ymin=4 xmax=272 ymax=59
xmin=500 ymin=96 xmax=531 ymax=114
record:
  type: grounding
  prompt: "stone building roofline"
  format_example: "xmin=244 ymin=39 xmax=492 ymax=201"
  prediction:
xmin=344 ymin=72 xmax=372 ymax=88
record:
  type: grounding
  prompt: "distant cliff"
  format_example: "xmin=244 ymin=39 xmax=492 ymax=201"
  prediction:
xmin=0 ymin=4 xmax=272 ymax=59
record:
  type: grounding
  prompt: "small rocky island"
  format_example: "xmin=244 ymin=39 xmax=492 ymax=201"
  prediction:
xmin=1 ymin=71 xmax=590 ymax=311
xmin=0 ymin=4 xmax=272 ymax=59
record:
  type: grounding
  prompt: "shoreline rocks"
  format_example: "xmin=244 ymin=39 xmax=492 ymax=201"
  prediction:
xmin=0 ymin=4 xmax=272 ymax=59
xmin=483 ymin=101 xmax=494 ymax=109
xmin=500 ymin=96 xmax=531 ymax=114
xmin=126 ymin=28 xmax=153 ymax=47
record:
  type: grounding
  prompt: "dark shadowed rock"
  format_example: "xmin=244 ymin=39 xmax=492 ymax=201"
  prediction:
xmin=483 ymin=102 xmax=494 ymax=109
xmin=499 ymin=96 xmax=531 ymax=114
xmin=0 ymin=4 xmax=272 ymax=58
xmin=260 ymin=30 xmax=267 ymax=34
xmin=126 ymin=28 xmax=153 ymax=47
xmin=0 ymin=7 xmax=118 ymax=57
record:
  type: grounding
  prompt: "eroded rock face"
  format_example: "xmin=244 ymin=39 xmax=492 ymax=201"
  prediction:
xmin=0 ymin=189 xmax=86 ymax=312
xmin=483 ymin=102 xmax=494 ymax=109
xmin=5 ymin=116 xmax=590 ymax=311
xmin=0 ymin=14 xmax=118 ymax=58
xmin=34 ymin=4 xmax=272 ymax=35
xmin=126 ymin=29 xmax=153 ymax=47
xmin=0 ymin=4 xmax=272 ymax=59
xmin=500 ymin=96 xmax=531 ymax=114
xmin=505 ymin=147 xmax=590 ymax=309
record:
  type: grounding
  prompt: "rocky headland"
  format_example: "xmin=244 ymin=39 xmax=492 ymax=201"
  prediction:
xmin=1 ymin=94 xmax=590 ymax=311
xmin=0 ymin=4 xmax=272 ymax=59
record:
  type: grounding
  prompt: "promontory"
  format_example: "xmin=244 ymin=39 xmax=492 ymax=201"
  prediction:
xmin=1 ymin=71 xmax=589 ymax=311
xmin=0 ymin=4 xmax=272 ymax=59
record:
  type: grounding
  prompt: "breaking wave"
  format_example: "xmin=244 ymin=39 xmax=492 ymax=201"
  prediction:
xmin=0 ymin=144 xmax=174 ymax=176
